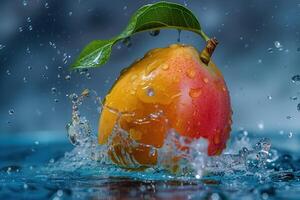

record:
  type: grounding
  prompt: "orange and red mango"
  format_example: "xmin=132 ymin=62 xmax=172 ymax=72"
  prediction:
xmin=98 ymin=44 xmax=232 ymax=167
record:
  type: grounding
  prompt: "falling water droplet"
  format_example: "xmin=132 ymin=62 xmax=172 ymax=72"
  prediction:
xmin=51 ymin=87 xmax=57 ymax=94
xmin=8 ymin=109 xmax=14 ymax=115
xmin=258 ymin=122 xmax=264 ymax=130
xmin=0 ymin=44 xmax=5 ymax=50
xmin=65 ymin=75 xmax=71 ymax=81
xmin=291 ymin=75 xmax=300 ymax=83
xmin=267 ymin=48 xmax=273 ymax=53
xmin=149 ymin=30 xmax=160 ymax=37
xmin=177 ymin=29 xmax=182 ymax=42
xmin=274 ymin=41 xmax=282 ymax=48
xmin=290 ymin=96 xmax=298 ymax=101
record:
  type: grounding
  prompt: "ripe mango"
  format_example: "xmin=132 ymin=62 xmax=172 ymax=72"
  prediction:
xmin=98 ymin=42 xmax=231 ymax=167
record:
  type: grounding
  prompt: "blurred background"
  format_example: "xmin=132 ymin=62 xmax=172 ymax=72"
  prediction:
xmin=0 ymin=0 xmax=300 ymax=138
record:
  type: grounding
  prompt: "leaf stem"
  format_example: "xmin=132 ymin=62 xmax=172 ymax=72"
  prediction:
xmin=199 ymin=30 xmax=210 ymax=42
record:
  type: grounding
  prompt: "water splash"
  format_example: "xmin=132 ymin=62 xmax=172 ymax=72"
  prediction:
xmin=48 ymin=89 xmax=281 ymax=181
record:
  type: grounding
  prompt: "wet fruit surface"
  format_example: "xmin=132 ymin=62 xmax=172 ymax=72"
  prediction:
xmin=99 ymin=44 xmax=231 ymax=167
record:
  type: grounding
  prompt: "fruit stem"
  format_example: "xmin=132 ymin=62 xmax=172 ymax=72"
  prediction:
xmin=200 ymin=38 xmax=218 ymax=65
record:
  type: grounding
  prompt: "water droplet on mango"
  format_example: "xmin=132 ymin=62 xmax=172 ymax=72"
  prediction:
xmin=189 ymin=88 xmax=202 ymax=98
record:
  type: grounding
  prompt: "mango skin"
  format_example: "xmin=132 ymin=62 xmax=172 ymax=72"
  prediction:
xmin=98 ymin=44 xmax=232 ymax=167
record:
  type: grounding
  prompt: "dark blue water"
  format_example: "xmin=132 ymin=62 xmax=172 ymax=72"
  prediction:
xmin=1 ymin=131 xmax=299 ymax=200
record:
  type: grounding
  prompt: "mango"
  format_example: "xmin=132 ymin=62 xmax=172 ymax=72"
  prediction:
xmin=98 ymin=41 xmax=232 ymax=168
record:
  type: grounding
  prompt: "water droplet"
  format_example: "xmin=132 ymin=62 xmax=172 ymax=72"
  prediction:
xmin=130 ymin=74 xmax=138 ymax=81
xmin=0 ymin=44 xmax=5 ymax=50
xmin=274 ymin=41 xmax=282 ymax=48
xmin=86 ymin=73 xmax=91 ymax=79
xmin=28 ymin=25 xmax=33 ymax=31
xmin=258 ymin=59 xmax=262 ymax=64
xmin=123 ymin=5 xmax=127 ymax=10
xmin=297 ymin=47 xmax=300 ymax=52
xmin=267 ymin=95 xmax=272 ymax=100
xmin=186 ymin=68 xmax=196 ymax=79
xmin=161 ymin=64 xmax=169 ymax=70
xmin=122 ymin=37 xmax=132 ymax=47
xmin=146 ymin=87 xmax=155 ymax=97
xmin=286 ymin=116 xmax=292 ymax=119
xmin=65 ymin=75 xmax=71 ymax=81
xmin=291 ymin=75 xmax=300 ymax=83
xmin=6 ymin=70 xmax=11 ymax=75
xmin=57 ymin=190 xmax=63 ymax=197
xmin=68 ymin=11 xmax=73 ymax=16
xmin=23 ymin=183 xmax=28 ymax=189
xmin=183 ymin=0 xmax=188 ymax=6
xmin=288 ymin=132 xmax=293 ymax=138
xmin=23 ymin=77 xmax=27 ymax=83
xmin=54 ymin=98 xmax=59 ymax=103
xmin=297 ymin=103 xmax=300 ymax=111
xmin=8 ymin=109 xmax=14 ymax=115
xmin=189 ymin=88 xmax=202 ymax=98
xmin=19 ymin=26 xmax=24 ymax=32
xmin=290 ymin=96 xmax=297 ymax=101
xmin=23 ymin=0 xmax=28 ymax=6
xmin=267 ymin=48 xmax=273 ymax=53
xmin=27 ymin=66 xmax=32 ymax=70
xmin=149 ymin=30 xmax=160 ymax=37
xmin=177 ymin=29 xmax=181 ymax=42
xmin=44 ymin=2 xmax=49 ymax=8
xmin=58 ymin=66 xmax=62 ymax=70
xmin=258 ymin=122 xmax=264 ymax=130
xmin=26 ymin=17 xmax=31 ymax=23
xmin=51 ymin=87 xmax=57 ymax=94
xmin=34 ymin=141 xmax=39 ymax=145
xmin=203 ymin=78 xmax=209 ymax=83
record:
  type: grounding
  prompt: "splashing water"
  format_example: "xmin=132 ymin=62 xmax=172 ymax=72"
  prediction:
xmin=49 ymin=88 xmax=283 ymax=182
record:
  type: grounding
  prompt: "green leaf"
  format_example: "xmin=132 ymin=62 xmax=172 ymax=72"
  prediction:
xmin=71 ymin=1 xmax=210 ymax=70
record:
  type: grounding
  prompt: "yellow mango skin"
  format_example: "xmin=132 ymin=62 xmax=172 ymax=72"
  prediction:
xmin=98 ymin=44 xmax=232 ymax=167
